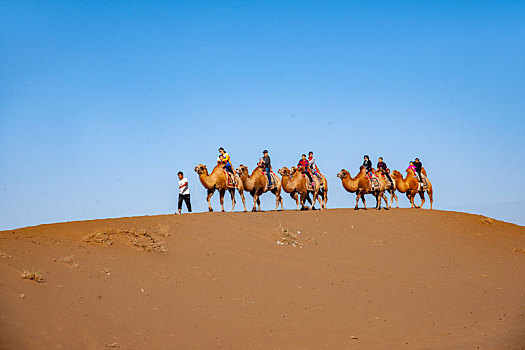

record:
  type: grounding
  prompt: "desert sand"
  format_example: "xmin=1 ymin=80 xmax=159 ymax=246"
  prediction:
xmin=1 ymin=209 xmax=524 ymax=349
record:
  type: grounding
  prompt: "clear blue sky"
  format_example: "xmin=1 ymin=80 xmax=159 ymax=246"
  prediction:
xmin=1 ymin=0 xmax=524 ymax=229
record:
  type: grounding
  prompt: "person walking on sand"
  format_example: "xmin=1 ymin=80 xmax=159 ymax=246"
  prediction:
xmin=177 ymin=171 xmax=192 ymax=214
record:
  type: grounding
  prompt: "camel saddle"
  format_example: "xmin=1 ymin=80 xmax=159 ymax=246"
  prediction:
xmin=314 ymin=171 xmax=324 ymax=187
xmin=380 ymin=173 xmax=394 ymax=187
xmin=301 ymin=174 xmax=315 ymax=191
xmin=259 ymin=169 xmax=279 ymax=189
xmin=369 ymin=175 xmax=380 ymax=191
xmin=417 ymin=175 xmax=429 ymax=191
xmin=223 ymin=169 xmax=236 ymax=188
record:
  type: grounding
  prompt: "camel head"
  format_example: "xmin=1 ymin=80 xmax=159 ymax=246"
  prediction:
xmin=391 ymin=170 xmax=402 ymax=179
xmin=278 ymin=167 xmax=291 ymax=176
xmin=194 ymin=164 xmax=207 ymax=175
xmin=237 ymin=164 xmax=249 ymax=177
xmin=337 ymin=169 xmax=350 ymax=179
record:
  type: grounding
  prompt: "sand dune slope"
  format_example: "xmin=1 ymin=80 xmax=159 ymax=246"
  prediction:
xmin=1 ymin=209 xmax=524 ymax=349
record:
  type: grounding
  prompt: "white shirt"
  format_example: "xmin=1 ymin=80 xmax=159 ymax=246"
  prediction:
xmin=178 ymin=177 xmax=190 ymax=195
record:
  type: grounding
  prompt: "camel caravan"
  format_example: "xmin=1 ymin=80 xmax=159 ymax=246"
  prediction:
xmin=194 ymin=149 xmax=432 ymax=212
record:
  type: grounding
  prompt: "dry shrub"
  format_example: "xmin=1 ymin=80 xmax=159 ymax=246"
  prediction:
xmin=60 ymin=254 xmax=79 ymax=268
xmin=277 ymin=227 xmax=301 ymax=247
xmin=21 ymin=269 xmax=45 ymax=283
xmin=513 ymin=248 xmax=525 ymax=254
xmin=83 ymin=228 xmax=167 ymax=253
xmin=481 ymin=217 xmax=494 ymax=225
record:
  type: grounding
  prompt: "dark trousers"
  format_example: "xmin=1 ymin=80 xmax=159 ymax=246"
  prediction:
xmin=303 ymin=171 xmax=313 ymax=183
xmin=265 ymin=167 xmax=272 ymax=185
xmin=178 ymin=194 xmax=192 ymax=212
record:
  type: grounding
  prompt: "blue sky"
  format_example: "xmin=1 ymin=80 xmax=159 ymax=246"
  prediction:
xmin=1 ymin=0 xmax=524 ymax=229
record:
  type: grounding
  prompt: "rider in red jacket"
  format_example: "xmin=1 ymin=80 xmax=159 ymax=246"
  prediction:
xmin=298 ymin=154 xmax=314 ymax=185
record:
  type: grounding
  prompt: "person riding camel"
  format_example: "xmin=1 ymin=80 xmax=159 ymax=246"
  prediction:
xmin=363 ymin=155 xmax=373 ymax=179
xmin=261 ymin=150 xmax=272 ymax=187
xmin=298 ymin=154 xmax=314 ymax=187
xmin=218 ymin=147 xmax=235 ymax=184
xmin=414 ymin=158 xmax=423 ymax=183
xmin=377 ymin=157 xmax=393 ymax=183
xmin=308 ymin=151 xmax=320 ymax=178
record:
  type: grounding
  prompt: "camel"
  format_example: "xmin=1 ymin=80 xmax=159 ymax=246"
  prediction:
xmin=278 ymin=166 xmax=320 ymax=210
xmin=375 ymin=168 xmax=399 ymax=208
xmin=236 ymin=164 xmax=283 ymax=212
xmin=290 ymin=167 xmax=328 ymax=210
xmin=336 ymin=166 xmax=388 ymax=210
xmin=194 ymin=163 xmax=247 ymax=212
xmin=391 ymin=167 xmax=433 ymax=209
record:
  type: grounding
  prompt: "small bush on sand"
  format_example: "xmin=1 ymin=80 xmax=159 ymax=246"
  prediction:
xmin=83 ymin=228 xmax=167 ymax=253
xmin=21 ymin=269 xmax=45 ymax=283
xmin=277 ymin=227 xmax=301 ymax=247
xmin=60 ymin=254 xmax=79 ymax=268
xmin=481 ymin=217 xmax=494 ymax=225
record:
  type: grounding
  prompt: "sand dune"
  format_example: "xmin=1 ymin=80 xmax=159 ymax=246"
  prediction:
xmin=1 ymin=209 xmax=524 ymax=349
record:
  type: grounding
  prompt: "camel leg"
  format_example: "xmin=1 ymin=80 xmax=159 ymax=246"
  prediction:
xmin=257 ymin=197 xmax=261 ymax=212
xmin=354 ymin=193 xmax=360 ymax=210
xmin=305 ymin=194 xmax=313 ymax=205
xmin=418 ymin=191 xmax=426 ymax=209
xmin=219 ymin=189 xmax=226 ymax=212
xmin=277 ymin=190 xmax=284 ymax=211
xmin=375 ymin=193 xmax=381 ymax=210
xmin=272 ymin=189 xmax=280 ymax=211
xmin=252 ymin=193 xmax=258 ymax=212
xmin=310 ymin=190 xmax=318 ymax=209
xmin=228 ymin=189 xmax=237 ymax=212
xmin=238 ymin=189 xmax=247 ymax=212
xmin=382 ymin=193 xmax=389 ymax=209
xmin=300 ymin=192 xmax=309 ymax=210
xmin=428 ymin=189 xmax=433 ymax=210
xmin=392 ymin=191 xmax=399 ymax=208
xmin=362 ymin=195 xmax=367 ymax=210
xmin=291 ymin=192 xmax=300 ymax=211
xmin=206 ymin=189 xmax=215 ymax=212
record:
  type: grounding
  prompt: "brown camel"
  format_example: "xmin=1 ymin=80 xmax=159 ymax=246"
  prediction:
xmin=375 ymin=168 xmax=399 ymax=208
xmin=278 ymin=166 xmax=320 ymax=210
xmin=194 ymin=163 xmax=247 ymax=212
xmin=336 ymin=166 xmax=388 ymax=210
xmin=290 ymin=167 xmax=328 ymax=210
xmin=391 ymin=167 xmax=433 ymax=209
xmin=236 ymin=164 xmax=283 ymax=212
